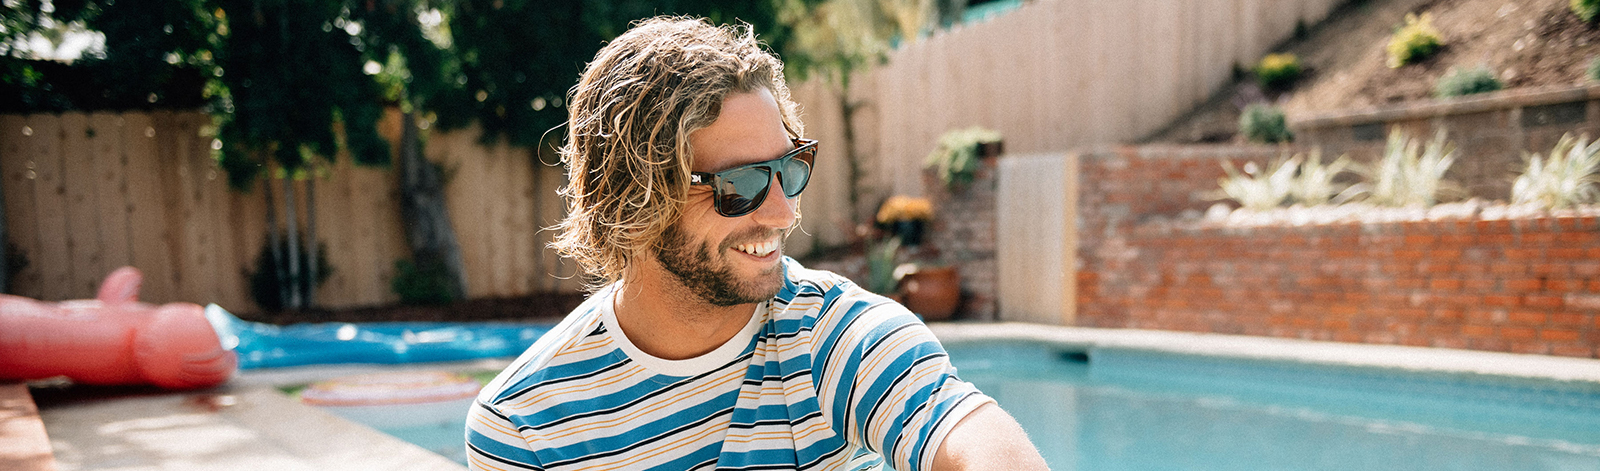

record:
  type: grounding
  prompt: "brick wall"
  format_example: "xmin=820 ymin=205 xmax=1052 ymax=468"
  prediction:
xmin=1075 ymin=145 xmax=1600 ymax=358
xmin=924 ymin=160 xmax=999 ymax=321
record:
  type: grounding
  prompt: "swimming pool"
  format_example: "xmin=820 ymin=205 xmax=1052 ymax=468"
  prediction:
xmin=333 ymin=324 xmax=1600 ymax=470
xmin=946 ymin=340 xmax=1600 ymax=471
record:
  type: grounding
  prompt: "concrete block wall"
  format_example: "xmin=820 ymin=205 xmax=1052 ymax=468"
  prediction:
xmin=1293 ymin=85 xmax=1600 ymax=200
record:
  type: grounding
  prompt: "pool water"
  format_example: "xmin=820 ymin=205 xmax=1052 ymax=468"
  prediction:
xmin=349 ymin=340 xmax=1600 ymax=470
xmin=947 ymin=342 xmax=1600 ymax=471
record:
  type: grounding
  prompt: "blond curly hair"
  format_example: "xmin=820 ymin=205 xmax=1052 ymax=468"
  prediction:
xmin=551 ymin=16 xmax=805 ymax=289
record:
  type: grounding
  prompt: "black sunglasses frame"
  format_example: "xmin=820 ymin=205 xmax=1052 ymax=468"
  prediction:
xmin=690 ymin=138 xmax=818 ymax=217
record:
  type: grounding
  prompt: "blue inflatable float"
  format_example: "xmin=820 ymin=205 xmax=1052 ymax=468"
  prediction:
xmin=205 ymin=305 xmax=551 ymax=369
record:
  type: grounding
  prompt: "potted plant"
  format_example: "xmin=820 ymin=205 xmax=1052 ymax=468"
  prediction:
xmin=925 ymin=127 xmax=1003 ymax=189
xmin=875 ymin=196 xmax=934 ymax=246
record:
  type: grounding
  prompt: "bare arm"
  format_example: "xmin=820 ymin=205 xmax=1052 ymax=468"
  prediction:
xmin=931 ymin=402 xmax=1049 ymax=471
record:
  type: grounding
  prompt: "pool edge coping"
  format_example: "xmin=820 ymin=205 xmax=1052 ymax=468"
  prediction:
xmin=928 ymin=323 xmax=1600 ymax=385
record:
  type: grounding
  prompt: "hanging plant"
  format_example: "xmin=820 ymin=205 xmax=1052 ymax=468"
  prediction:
xmin=925 ymin=127 xmax=1003 ymax=189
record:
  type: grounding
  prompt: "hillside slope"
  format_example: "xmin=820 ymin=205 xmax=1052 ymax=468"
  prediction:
xmin=1146 ymin=0 xmax=1600 ymax=143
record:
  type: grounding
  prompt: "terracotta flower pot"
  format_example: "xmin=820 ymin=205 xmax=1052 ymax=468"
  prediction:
xmin=899 ymin=266 xmax=960 ymax=321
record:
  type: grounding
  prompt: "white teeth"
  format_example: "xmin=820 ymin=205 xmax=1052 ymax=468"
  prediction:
xmin=737 ymin=240 xmax=777 ymax=257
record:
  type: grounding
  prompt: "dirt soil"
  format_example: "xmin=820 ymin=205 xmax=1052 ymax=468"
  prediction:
xmin=1145 ymin=0 xmax=1600 ymax=143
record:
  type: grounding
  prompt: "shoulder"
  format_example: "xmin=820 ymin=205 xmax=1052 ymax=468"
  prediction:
xmin=476 ymin=288 xmax=613 ymax=407
xmin=775 ymin=257 xmax=905 ymax=321
xmin=777 ymin=258 xmax=926 ymax=349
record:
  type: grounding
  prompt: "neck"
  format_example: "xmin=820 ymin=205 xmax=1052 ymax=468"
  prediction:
xmin=612 ymin=259 xmax=760 ymax=360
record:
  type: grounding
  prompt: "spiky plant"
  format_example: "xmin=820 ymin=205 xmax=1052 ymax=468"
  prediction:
xmin=1512 ymin=133 xmax=1600 ymax=209
xmin=1290 ymin=150 xmax=1356 ymax=206
xmin=1353 ymin=128 xmax=1462 ymax=207
xmin=1219 ymin=154 xmax=1301 ymax=210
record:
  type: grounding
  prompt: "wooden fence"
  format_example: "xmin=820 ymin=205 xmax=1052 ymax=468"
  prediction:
xmin=0 ymin=110 xmax=580 ymax=312
xmin=789 ymin=0 xmax=1348 ymax=248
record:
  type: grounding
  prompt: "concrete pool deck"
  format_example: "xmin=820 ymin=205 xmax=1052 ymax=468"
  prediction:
xmin=17 ymin=323 xmax=1600 ymax=470
xmin=931 ymin=323 xmax=1600 ymax=386
xmin=20 ymin=358 xmax=513 ymax=471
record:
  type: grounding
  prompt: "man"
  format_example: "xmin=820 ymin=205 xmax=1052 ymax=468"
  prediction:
xmin=467 ymin=16 xmax=1047 ymax=471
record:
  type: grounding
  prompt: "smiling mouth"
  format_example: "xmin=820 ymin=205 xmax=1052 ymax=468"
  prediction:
xmin=733 ymin=238 xmax=779 ymax=257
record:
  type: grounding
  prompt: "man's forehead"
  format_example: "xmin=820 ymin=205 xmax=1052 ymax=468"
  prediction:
xmin=689 ymin=89 xmax=792 ymax=172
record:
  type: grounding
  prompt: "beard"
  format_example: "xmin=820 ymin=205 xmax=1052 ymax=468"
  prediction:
xmin=654 ymin=223 xmax=784 ymax=307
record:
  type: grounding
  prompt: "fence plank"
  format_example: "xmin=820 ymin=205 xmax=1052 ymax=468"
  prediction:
xmin=91 ymin=113 xmax=133 ymax=272
xmin=120 ymin=113 xmax=172 ymax=302
xmin=59 ymin=112 xmax=106 ymax=296
xmin=26 ymin=115 xmax=71 ymax=300
xmin=224 ymin=165 xmax=265 ymax=313
xmin=0 ymin=116 xmax=40 ymax=296
xmin=490 ymin=142 xmax=515 ymax=296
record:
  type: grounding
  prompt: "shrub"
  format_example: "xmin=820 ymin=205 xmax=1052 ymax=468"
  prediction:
xmin=925 ymin=127 xmax=1002 ymax=189
xmin=1434 ymin=65 xmax=1502 ymax=98
xmin=1218 ymin=155 xmax=1300 ymax=210
xmin=864 ymin=237 xmax=902 ymax=295
xmin=248 ymin=238 xmax=332 ymax=312
xmin=391 ymin=258 xmax=459 ymax=305
xmin=1588 ymin=56 xmax=1600 ymax=82
xmin=1239 ymin=103 xmax=1292 ymax=144
xmin=1575 ymin=0 xmax=1600 ymax=23
xmin=1350 ymin=128 xmax=1462 ymax=207
xmin=1387 ymin=13 xmax=1442 ymax=68
xmin=1255 ymin=53 xmax=1303 ymax=91
xmin=1512 ymin=133 xmax=1600 ymax=209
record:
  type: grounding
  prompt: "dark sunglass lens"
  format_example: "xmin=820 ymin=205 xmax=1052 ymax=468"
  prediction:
xmin=717 ymin=167 xmax=770 ymax=216
xmin=778 ymin=158 xmax=811 ymax=198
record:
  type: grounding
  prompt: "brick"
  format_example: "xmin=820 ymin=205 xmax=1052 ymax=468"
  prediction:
xmin=1566 ymin=294 xmax=1600 ymax=310
xmin=1547 ymin=279 xmax=1587 ymax=291
xmin=1504 ymin=248 xmax=1542 ymax=259
xmin=1433 ymin=309 xmax=1464 ymax=322
xmin=1502 ymin=327 xmax=1537 ymax=339
xmin=1484 ymin=295 xmax=1521 ymax=307
xmin=1549 ymin=344 xmax=1596 ymax=358
xmin=1540 ymin=329 xmax=1581 ymax=342
xmin=1504 ymin=278 xmax=1544 ymax=292
xmin=1550 ymin=313 xmax=1587 ymax=326
xmin=1429 ymin=278 xmax=1462 ymax=291
xmin=1555 ymin=232 xmax=1598 ymax=245
xmin=1549 ymin=248 xmax=1588 ymax=258
xmin=1510 ymin=341 xmax=1550 ymax=355
xmin=1508 ymin=311 xmax=1548 ymax=325
xmin=1431 ymin=338 xmax=1469 ymax=349
xmin=1489 ymin=263 xmax=1527 ymax=275
xmin=1394 ymin=249 xmax=1425 ymax=260
xmin=1427 ymin=249 xmax=1463 ymax=259
xmin=1461 ymin=324 xmax=1496 ymax=337
xmin=1523 ymin=295 xmax=1564 ymax=309
xmin=1405 ymin=235 xmax=1437 ymax=245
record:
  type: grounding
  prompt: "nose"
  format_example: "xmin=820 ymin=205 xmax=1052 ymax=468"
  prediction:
xmin=749 ymin=176 xmax=798 ymax=229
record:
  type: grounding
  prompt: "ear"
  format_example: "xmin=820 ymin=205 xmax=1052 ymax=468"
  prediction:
xmin=97 ymin=267 xmax=144 ymax=304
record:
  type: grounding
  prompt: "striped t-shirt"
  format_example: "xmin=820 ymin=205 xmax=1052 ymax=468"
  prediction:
xmin=466 ymin=259 xmax=992 ymax=471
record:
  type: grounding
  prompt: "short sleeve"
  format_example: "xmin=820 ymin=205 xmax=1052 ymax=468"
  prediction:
xmin=812 ymin=296 xmax=994 ymax=471
xmin=465 ymin=399 xmax=544 ymax=470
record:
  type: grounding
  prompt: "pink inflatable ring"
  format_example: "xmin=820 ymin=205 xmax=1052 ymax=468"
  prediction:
xmin=300 ymin=371 xmax=481 ymax=429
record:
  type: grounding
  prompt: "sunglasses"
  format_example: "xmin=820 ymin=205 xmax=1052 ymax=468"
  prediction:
xmin=690 ymin=138 xmax=818 ymax=217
